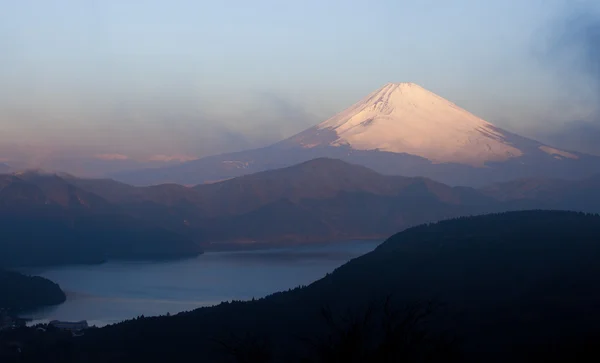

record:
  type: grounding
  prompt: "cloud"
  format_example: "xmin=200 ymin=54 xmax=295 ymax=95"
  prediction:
xmin=0 ymin=87 xmax=322 ymax=174
xmin=148 ymin=154 xmax=196 ymax=162
xmin=144 ymin=92 xmax=320 ymax=158
xmin=539 ymin=2 xmax=600 ymax=104
xmin=532 ymin=2 xmax=600 ymax=154
xmin=542 ymin=120 xmax=600 ymax=156
xmin=241 ymin=91 xmax=320 ymax=143
xmin=94 ymin=153 xmax=130 ymax=161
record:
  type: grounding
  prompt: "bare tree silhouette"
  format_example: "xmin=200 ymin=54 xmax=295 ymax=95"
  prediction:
xmin=297 ymin=296 xmax=459 ymax=363
xmin=212 ymin=332 xmax=273 ymax=363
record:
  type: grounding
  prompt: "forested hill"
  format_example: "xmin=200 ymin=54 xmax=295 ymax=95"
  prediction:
xmin=0 ymin=269 xmax=66 ymax=312
xmin=13 ymin=210 xmax=598 ymax=363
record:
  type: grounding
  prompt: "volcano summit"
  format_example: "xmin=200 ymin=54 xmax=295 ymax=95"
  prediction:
xmin=287 ymin=83 xmax=523 ymax=166
xmin=114 ymin=83 xmax=600 ymax=186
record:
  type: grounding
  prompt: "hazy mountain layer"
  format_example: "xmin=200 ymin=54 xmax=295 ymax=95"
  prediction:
xmin=8 ymin=158 xmax=600 ymax=257
xmin=71 ymin=158 xmax=515 ymax=247
xmin=0 ymin=174 xmax=202 ymax=267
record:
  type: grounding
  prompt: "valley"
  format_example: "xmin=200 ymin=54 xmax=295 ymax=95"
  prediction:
xmin=19 ymin=240 xmax=379 ymax=328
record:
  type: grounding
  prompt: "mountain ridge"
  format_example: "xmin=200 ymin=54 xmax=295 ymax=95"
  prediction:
xmin=0 ymin=173 xmax=203 ymax=267
xmin=52 ymin=158 xmax=516 ymax=248
xmin=5 ymin=158 xmax=600 ymax=257
xmin=112 ymin=83 xmax=600 ymax=187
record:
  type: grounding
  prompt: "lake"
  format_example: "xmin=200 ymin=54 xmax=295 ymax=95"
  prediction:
xmin=20 ymin=240 xmax=381 ymax=327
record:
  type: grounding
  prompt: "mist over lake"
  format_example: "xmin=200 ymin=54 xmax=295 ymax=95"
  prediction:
xmin=20 ymin=240 xmax=380 ymax=327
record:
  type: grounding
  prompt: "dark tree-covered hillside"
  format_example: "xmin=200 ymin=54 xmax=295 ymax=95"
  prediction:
xmin=5 ymin=210 xmax=600 ymax=362
xmin=0 ymin=269 xmax=66 ymax=311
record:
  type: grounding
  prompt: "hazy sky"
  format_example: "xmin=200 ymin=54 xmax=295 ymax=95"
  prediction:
xmin=1 ymin=0 xmax=600 ymax=164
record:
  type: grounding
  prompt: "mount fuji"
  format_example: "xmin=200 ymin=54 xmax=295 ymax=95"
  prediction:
xmin=114 ymin=83 xmax=600 ymax=186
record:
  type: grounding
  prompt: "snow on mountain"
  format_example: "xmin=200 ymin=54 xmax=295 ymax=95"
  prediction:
xmin=112 ymin=83 xmax=600 ymax=187
xmin=308 ymin=83 xmax=523 ymax=165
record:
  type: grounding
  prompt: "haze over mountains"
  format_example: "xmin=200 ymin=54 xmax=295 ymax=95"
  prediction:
xmin=58 ymin=158 xmax=504 ymax=247
xmin=482 ymin=175 xmax=600 ymax=212
xmin=0 ymin=163 xmax=10 ymax=174
xmin=113 ymin=83 xmax=600 ymax=187
xmin=4 ymin=157 xmax=600 ymax=266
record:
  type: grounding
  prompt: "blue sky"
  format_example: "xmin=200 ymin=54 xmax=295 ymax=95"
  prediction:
xmin=1 ymin=0 xmax=599 ymax=162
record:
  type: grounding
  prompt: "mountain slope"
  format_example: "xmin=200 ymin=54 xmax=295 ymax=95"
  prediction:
xmin=0 ymin=175 xmax=48 ymax=206
xmin=291 ymin=83 xmax=522 ymax=165
xmin=192 ymin=157 xmax=488 ymax=217
xmin=25 ymin=211 xmax=600 ymax=363
xmin=46 ymin=158 xmax=600 ymax=249
xmin=64 ymin=175 xmax=202 ymax=206
xmin=17 ymin=171 xmax=113 ymax=209
xmin=112 ymin=83 xmax=600 ymax=187
xmin=0 ymin=174 xmax=202 ymax=267
xmin=74 ymin=158 xmax=512 ymax=247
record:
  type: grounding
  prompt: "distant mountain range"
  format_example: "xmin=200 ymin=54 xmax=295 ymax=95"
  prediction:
xmin=66 ymin=158 xmax=514 ymax=248
xmin=0 ymin=156 xmax=188 ymax=180
xmin=4 ymin=157 xmax=600 ymax=265
xmin=28 ymin=211 xmax=600 ymax=363
xmin=112 ymin=83 xmax=600 ymax=187
xmin=481 ymin=175 xmax=600 ymax=212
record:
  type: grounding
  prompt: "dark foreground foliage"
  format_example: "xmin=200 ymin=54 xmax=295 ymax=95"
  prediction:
xmin=4 ymin=210 xmax=600 ymax=362
xmin=214 ymin=298 xmax=460 ymax=363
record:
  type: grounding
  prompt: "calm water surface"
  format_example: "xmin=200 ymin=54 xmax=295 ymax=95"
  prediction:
xmin=21 ymin=240 xmax=380 ymax=327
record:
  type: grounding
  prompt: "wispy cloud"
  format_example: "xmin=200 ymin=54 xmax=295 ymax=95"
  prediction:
xmin=542 ymin=120 xmax=600 ymax=156
xmin=532 ymin=2 xmax=600 ymax=154
xmin=538 ymin=3 xmax=600 ymax=103
xmin=238 ymin=91 xmax=320 ymax=144
xmin=148 ymin=154 xmax=196 ymax=162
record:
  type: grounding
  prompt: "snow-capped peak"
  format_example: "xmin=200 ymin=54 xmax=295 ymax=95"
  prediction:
xmin=316 ymin=83 xmax=523 ymax=166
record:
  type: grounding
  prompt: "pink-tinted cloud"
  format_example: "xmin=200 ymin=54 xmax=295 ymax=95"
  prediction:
xmin=95 ymin=153 xmax=130 ymax=161
xmin=148 ymin=154 xmax=196 ymax=162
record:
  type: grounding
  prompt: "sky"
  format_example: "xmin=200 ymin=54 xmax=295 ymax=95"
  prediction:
xmin=1 ymin=0 xmax=600 ymax=169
